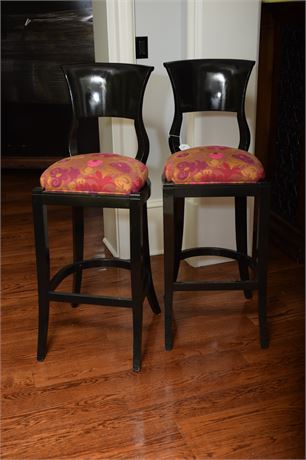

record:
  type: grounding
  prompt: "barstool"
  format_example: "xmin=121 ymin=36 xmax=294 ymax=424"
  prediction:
xmin=32 ymin=63 xmax=161 ymax=372
xmin=162 ymin=59 xmax=270 ymax=351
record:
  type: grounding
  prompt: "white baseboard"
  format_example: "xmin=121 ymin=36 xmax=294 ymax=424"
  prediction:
xmin=102 ymin=198 xmax=164 ymax=258
xmin=102 ymin=197 xmax=253 ymax=267
xmin=102 ymin=235 xmax=119 ymax=258
xmin=183 ymin=197 xmax=254 ymax=267
xmin=147 ymin=198 xmax=164 ymax=256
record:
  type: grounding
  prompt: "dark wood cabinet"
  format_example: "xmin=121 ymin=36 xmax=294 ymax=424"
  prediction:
xmin=1 ymin=1 xmax=99 ymax=169
xmin=255 ymin=1 xmax=305 ymax=262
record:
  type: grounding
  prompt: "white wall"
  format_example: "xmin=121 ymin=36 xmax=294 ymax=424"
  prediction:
xmin=189 ymin=0 xmax=261 ymax=152
xmin=93 ymin=0 xmax=138 ymax=258
xmin=92 ymin=0 xmax=262 ymax=262
xmin=135 ymin=0 xmax=187 ymax=200
xmin=92 ymin=0 xmax=113 ymax=154
xmin=184 ymin=0 xmax=261 ymax=266
xmin=94 ymin=0 xmax=188 ymax=258
xmin=134 ymin=0 xmax=187 ymax=256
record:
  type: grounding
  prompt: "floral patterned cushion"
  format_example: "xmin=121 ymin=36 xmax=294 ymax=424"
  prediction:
xmin=164 ymin=146 xmax=265 ymax=184
xmin=40 ymin=153 xmax=148 ymax=195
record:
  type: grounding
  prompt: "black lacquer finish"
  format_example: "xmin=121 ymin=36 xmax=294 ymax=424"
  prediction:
xmin=2 ymin=1 xmax=98 ymax=162
xmin=163 ymin=59 xmax=270 ymax=351
xmin=62 ymin=63 xmax=151 ymax=163
xmin=32 ymin=63 xmax=160 ymax=372
xmin=164 ymin=59 xmax=254 ymax=153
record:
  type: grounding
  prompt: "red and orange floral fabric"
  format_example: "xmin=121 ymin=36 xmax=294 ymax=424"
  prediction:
xmin=164 ymin=146 xmax=265 ymax=184
xmin=40 ymin=153 xmax=148 ymax=195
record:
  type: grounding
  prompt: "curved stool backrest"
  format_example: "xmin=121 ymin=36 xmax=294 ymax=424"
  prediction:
xmin=62 ymin=63 xmax=153 ymax=163
xmin=164 ymin=59 xmax=255 ymax=152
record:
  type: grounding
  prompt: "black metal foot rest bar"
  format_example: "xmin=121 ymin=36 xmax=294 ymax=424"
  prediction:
xmin=48 ymin=291 xmax=133 ymax=308
xmin=50 ymin=257 xmax=131 ymax=290
xmin=173 ymin=280 xmax=258 ymax=291
xmin=181 ymin=246 xmax=257 ymax=269
xmin=176 ymin=246 xmax=258 ymax=292
xmin=48 ymin=257 xmax=148 ymax=308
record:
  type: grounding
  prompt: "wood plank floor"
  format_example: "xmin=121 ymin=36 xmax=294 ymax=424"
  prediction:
xmin=1 ymin=170 xmax=305 ymax=459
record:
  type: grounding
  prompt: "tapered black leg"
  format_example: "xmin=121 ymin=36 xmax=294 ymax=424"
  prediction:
xmin=235 ymin=196 xmax=252 ymax=299
xmin=130 ymin=200 xmax=145 ymax=372
xmin=251 ymin=196 xmax=259 ymax=261
xmin=257 ymin=184 xmax=271 ymax=348
xmin=72 ymin=206 xmax=84 ymax=308
xmin=173 ymin=197 xmax=185 ymax=281
xmin=32 ymin=189 xmax=50 ymax=361
xmin=143 ymin=204 xmax=161 ymax=315
xmin=163 ymin=188 xmax=176 ymax=351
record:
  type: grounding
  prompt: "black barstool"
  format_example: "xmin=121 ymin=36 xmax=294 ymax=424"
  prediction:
xmin=163 ymin=59 xmax=270 ymax=351
xmin=32 ymin=63 xmax=161 ymax=372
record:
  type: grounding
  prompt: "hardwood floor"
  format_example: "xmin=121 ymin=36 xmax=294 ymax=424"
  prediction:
xmin=1 ymin=170 xmax=305 ymax=459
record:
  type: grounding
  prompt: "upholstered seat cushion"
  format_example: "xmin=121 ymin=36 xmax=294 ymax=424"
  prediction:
xmin=40 ymin=153 xmax=148 ymax=195
xmin=164 ymin=146 xmax=265 ymax=184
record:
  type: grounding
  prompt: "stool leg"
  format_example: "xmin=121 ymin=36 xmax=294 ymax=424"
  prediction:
xmin=173 ymin=197 xmax=185 ymax=281
xmin=235 ymin=196 xmax=252 ymax=299
xmin=130 ymin=200 xmax=145 ymax=371
xmin=143 ymin=204 xmax=161 ymax=314
xmin=72 ymin=207 xmax=84 ymax=308
xmin=163 ymin=189 xmax=176 ymax=350
xmin=32 ymin=192 xmax=50 ymax=361
xmin=257 ymin=185 xmax=271 ymax=348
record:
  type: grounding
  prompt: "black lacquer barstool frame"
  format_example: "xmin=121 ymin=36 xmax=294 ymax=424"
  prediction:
xmin=163 ymin=59 xmax=271 ymax=351
xmin=163 ymin=181 xmax=271 ymax=350
xmin=32 ymin=63 xmax=160 ymax=372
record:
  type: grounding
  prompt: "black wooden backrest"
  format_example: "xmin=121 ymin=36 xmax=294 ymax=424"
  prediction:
xmin=62 ymin=63 xmax=154 ymax=163
xmin=164 ymin=59 xmax=255 ymax=153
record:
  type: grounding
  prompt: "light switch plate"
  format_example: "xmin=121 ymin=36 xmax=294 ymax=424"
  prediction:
xmin=135 ymin=36 xmax=148 ymax=59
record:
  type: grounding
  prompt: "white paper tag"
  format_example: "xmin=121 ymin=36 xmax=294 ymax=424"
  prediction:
xmin=179 ymin=144 xmax=191 ymax=150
